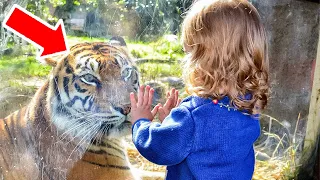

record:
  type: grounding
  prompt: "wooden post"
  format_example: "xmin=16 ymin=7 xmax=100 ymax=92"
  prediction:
xmin=301 ymin=28 xmax=320 ymax=177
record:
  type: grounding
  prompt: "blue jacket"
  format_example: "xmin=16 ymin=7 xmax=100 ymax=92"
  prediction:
xmin=132 ymin=96 xmax=260 ymax=180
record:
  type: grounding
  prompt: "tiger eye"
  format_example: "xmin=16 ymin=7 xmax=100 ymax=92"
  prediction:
xmin=84 ymin=74 xmax=95 ymax=82
xmin=80 ymin=74 xmax=100 ymax=86
xmin=121 ymin=68 xmax=132 ymax=81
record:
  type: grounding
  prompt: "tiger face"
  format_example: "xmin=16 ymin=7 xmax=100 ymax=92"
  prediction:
xmin=47 ymin=42 xmax=139 ymax=140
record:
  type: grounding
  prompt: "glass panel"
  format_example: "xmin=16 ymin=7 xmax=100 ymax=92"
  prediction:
xmin=251 ymin=1 xmax=319 ymax=179
xmin=0 ymin=0 xmax=318 ymax=179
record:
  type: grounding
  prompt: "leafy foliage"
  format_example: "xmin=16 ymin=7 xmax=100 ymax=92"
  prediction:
xmin=22 ymin=0 xmax=193 ymax=39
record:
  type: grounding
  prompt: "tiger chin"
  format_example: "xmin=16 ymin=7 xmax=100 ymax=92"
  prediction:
xmin=0 ymin=39 xmax=140 ymax=180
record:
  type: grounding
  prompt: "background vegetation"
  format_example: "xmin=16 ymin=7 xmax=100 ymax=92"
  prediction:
xmin=1 ymin=0 xmax=192 ymax=40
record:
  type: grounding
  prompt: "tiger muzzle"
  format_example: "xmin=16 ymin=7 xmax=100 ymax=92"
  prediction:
xmin=114 ymin=104 xmax=131 ymax=115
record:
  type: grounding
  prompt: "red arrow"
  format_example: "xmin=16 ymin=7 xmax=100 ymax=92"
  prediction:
xmin=2 ymin=4 xmax=69 ymax=58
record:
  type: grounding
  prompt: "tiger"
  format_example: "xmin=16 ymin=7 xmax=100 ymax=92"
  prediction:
xmin=0 ymin=39 xmax=140 ymax=180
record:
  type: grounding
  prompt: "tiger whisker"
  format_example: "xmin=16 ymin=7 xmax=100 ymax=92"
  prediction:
xmin=62 ymin=123 xmax=97 ymax=151
xmin=97 ymin=125 xmax=108 ymax=144
xmin=57 ymin=113 xmax=99 ymax=137
xmin=59 ymin=122 xmax=89 ymax=141
xmin=62 ymin=121 xmax=94 ymax=144
xmin=66 ymin=124 xmax=100 ymax=161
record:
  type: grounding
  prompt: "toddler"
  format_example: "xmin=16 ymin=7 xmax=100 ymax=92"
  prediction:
xmin=129 ymin=0 xmax=269 ymax=179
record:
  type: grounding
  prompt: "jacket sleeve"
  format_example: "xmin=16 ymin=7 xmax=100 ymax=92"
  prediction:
xmin=132 ymin=105 xmax=195 ymax=166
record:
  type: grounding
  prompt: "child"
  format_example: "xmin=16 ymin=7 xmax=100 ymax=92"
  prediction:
xmin=129 ymin=0 xmax=269 ymax=179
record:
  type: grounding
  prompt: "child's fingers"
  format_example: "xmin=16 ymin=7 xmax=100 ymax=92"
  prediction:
xmin=163 ymin=96 xmax=173 ymax=110
xmin=130 ymin=92 xmax=137 ymax=108
xmin=151 ymin=103 xmax=160 ymax=117
xmin=169 ymin=88 xmax=176 ymax=108
xmin=170 ymin=88 xmax=175 ymax=96
xmin=166 ymin=91 xmax=170 ymax=98
xmin=158 ymin=107 xmax=165 ymax=122
xmin=173 ymin=89 xmax=179 ymax=106
xmin=143 ymin=85 xmax=150 ymax=106
xmin=170 ymin=88 xmax=176 ymax=98
xmin=137 ymin=85 xmax=144 ymax=106
xmin=176 ymin=98 xmax=182 ymax=107
xmin=148 ymin=88 xmax=154 ymax=107
xmin=163 ymin=88 xmax=176 ymax=110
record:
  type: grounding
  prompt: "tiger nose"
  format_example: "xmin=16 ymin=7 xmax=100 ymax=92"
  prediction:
xmin=114 ymin=105 xmax=131 ymax=115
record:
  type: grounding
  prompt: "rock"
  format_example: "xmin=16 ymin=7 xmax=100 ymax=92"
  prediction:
xmin=255 ymin=151 xmax=271 ymax=161
xmin=163 ymin=34 xmax=178 ymax=43
xmin=160 ymin=77 xmax=185 ymax=89
xmin=144 ymin=81 xmax=166 ymax=105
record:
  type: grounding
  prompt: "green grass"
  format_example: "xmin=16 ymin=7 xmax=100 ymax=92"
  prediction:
xmin=138 ymin=62 xmax=182 ymax=82
xmin=127 ymin=37 xmax=184 ymax=61
xmin=67 ymin=35 xmax=108 ymax=44
xmin=0 ymin=55 xmax=51 ymax=78
xmin=67 ymin=35 xmax=185 ymax=61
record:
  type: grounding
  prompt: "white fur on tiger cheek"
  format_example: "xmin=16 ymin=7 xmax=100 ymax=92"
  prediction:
xmin=114 ymin=54 xmax=135 ymax=82
xmin=107 ymin=122 xmax=132 ymax=139
xmin=84 ymin=96 xmax=92 ymax=110
xmin=85 ymin=58 xmax=99 ymax=71
xmin=73 ymin=98 xmax=84 ymax=110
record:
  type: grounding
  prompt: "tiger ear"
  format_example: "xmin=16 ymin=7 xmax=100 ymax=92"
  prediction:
xmin=43 ymin=57 xmax=57 ymax=67
xmin=109 ymin=36 xmax=127 ymax=47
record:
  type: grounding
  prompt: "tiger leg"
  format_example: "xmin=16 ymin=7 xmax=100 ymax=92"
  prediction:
xmin=67 ymin=138 xmax=137 ymax=180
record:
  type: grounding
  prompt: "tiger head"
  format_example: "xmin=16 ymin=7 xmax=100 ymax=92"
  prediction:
xmin=45 ymin=40 xmax=139 ymax=140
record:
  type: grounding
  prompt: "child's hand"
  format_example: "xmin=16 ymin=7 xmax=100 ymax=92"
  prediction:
xmin=129 ymin=85 xmax=161 ymax=125
xmin=158 ymin=88 xmax=181 ymax=122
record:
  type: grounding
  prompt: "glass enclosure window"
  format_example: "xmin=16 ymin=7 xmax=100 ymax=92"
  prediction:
xmin=0 ymin=0 xmax=319 ymax=179
xmin=251 ymin=1 xmax=319 ymax=179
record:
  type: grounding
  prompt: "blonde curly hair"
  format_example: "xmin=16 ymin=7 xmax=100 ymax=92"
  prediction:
xmin=182 ymin=0 xmax=269 ymax=114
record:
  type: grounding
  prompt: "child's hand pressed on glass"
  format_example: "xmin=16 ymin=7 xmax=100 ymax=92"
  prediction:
xmin=129 ymin=85 xmax=160 ymax=125
xmin=130 ymin=85 xmax=181 ymax=125
xmin=158 ymin=88 xmax=181 ymax=122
